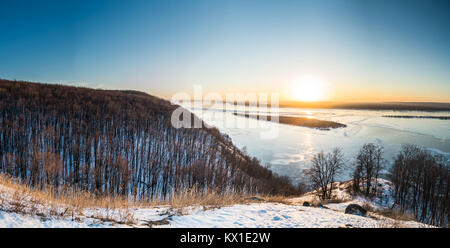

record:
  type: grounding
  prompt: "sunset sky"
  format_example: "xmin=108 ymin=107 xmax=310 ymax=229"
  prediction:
xmin=1 ymin=0 xmax=449 ymax=102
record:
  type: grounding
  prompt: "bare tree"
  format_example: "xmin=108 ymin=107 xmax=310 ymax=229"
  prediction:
xmin=304 ymin=148 xmax=345 ymax=200
xmin=0 ymin=79 xmax=301 ymax=201
xmin=389 ymin=144 xmax=449 ymax=227
xmin=352 ymin=143 xmax=384 ymax=197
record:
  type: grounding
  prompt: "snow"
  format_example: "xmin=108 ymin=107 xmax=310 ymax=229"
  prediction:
xmin=0 ymin=179 xmax=433 ymax=228
xmin=0 ymin=201 xmax=430 ymax=228
xmin=0 ymin=211 xmax=114 ymax=228
xmin=161 ymin=203 xmax=381 ymax=228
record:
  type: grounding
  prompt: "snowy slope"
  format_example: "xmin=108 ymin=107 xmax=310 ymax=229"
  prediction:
xmin=157 ymin=203 xmax=405 ymax=228
xmin=0 ymin=180 xmax=432 ymax=228
xmin=0 ymin=211 xmax=114 ymax=228
xmin=1 ymin=202 xmax=430 ymax=228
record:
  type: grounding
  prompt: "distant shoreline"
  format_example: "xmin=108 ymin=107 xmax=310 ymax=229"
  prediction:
xmin=232 ymin=113 xmax=347 ymax=130
xmin=278 ymin=102 xmax=450 ymax=111
xmin=383 ymin=115 xmax=450 ymax=120
xmin=189 ymin=100 xmax=450 ymax=111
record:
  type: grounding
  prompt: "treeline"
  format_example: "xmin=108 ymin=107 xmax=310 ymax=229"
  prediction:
xmin=0 ymin=79 xmax=299 ymax=201
xmin=280 ymin=101 xmax=450 ymax=111
xmin=389 ymin=145 xmax=449 ymax=227
xmin=304 ymin=143 xmax=449 ymax=227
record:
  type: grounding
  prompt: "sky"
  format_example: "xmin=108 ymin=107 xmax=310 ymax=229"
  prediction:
xmin=0 ymin=0 xmax=449 ymax=102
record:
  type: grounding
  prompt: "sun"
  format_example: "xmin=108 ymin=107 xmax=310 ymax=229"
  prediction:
xmin=291 ymin=76 xmax=326 ymax=102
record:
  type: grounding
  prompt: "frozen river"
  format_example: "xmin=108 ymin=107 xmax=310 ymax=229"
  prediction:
xmin=188 ymin=104 xmax=450 ymax=184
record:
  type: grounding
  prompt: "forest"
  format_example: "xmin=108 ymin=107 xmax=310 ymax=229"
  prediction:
xmin=389 ymin=145 xmax=449 ymax=226
xmin=0 ymin=79 xmax=300 ymax=202
xmin=305 ymin=143 xmax=449 ymax=227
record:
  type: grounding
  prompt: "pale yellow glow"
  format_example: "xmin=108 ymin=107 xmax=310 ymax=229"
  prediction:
xmin=291 ymin=76 xmax=327 ymax=102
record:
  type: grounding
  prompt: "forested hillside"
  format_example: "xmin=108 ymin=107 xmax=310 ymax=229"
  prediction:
xmin=0 ymin=79 xmax=299 ymax=201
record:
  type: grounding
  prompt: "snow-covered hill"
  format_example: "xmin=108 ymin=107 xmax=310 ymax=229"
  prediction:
xmin=0 ymin=180 xmax=432 ymax=228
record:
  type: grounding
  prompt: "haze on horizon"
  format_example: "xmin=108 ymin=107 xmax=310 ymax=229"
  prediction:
xmin=0 ymin=0 xmax=449 ymax=103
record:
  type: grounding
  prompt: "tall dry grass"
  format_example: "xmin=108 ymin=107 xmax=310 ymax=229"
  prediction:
xmin=0 ymin=173 xmax=293 ymax=224
xmin=0 ymin=173 xmax=132 ymax=210
xmin=361 ymin=202 xmax=416 ymax=222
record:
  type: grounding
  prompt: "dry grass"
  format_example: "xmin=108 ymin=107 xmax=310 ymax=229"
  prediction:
xmin=1 ymin=173 xmax=289 ymax=225
xmin=375 ymin=216 xmax=431 ymax=228
xmin=376 ymin=219 xmax=405 ymax=228
xmin=0 ymin=174 xmax=246 ymax=210
xmin=360 ymin=202 xmax=426 ymax=228
xmin=295 ymin=196 xmax=348 ymax=208
xmin=360 ymin=202 xmax=416 ymax=222
xmin=0 ymin=174 xmax=148 ymax=224
xmin=166 ymin=187 xmax=246 ymax=210
xmin=374 ymin=208 xmax=416 ymax=222
xmin=258 ymin=195 xmax=292 ymax=205
xmin=0 ymin=174 xmax=131 ymax=208
xmin=317 ymin=198 xmax=348 ymax=205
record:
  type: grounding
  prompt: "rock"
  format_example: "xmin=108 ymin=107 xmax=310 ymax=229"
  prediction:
xmin=302 ymin=201 xmax=310 ymax=207
xmin=344 ymin=204 xmax=367 ymax=216
xmin=144 ymin=216 xmax=172 ymax=227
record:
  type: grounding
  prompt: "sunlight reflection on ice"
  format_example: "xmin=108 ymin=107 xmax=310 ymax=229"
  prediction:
xmin=188 ymin=105 xmax=450 ymax=184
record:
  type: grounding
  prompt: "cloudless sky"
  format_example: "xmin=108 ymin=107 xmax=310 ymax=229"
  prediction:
xmin=0 ymin=0 xmax=449 ymax=102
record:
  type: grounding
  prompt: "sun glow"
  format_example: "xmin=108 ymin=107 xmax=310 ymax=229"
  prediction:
xmin=291 ymin=76 xmax=327 ymax=102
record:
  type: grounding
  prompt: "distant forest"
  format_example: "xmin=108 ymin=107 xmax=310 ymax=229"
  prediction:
xmin=279 ymin=101 xmax=450 ymax=111
xmin=0 ymin=79 xmax=300 ymax=201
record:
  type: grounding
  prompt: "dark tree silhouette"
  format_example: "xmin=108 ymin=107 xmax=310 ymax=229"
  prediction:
xmin=389 ymin=144 xmax=449 ymax=227
xmin=0 ymin=79 xmax=300 ymax=201
xmin=304 ymin=148 xmax=345 ymax=200
xmin=352 ymin=143 xmax=384 ymax=197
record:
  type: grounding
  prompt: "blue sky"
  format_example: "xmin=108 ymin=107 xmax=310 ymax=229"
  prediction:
xmin=0 ymin=0 xmax=449 ymax=102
